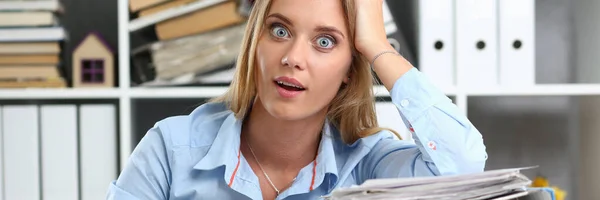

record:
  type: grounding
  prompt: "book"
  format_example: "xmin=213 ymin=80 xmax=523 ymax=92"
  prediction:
xmin=0 ymin=42 xmax=60 ymax=54
xmin=0 ymin=77 xmax=66 ymax=88
xmin=138 ymin=0 xmax=196 ymax=17
xmin=0 ymin=65 xmax=61 ymax=79
xmin=0 ymin=54 xmax=60 ymax=65
xmin=130 ymin=0 xmax=171 ymax=12
xmin=154 ymin=1 xmax=245 ymax=40
xmin=129 ymin=0 xmax=227 ymax=32
xmin=0 ymin=26 xmax=65 ymax=42
xmin=0 ymin=0 xmax=61 ymax=12
xmin=0 ymin=11 xmax=55 ymax=27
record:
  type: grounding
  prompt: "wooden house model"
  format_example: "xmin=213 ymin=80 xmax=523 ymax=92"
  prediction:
xmin=72 ymin=32 xmax=114 ymax=87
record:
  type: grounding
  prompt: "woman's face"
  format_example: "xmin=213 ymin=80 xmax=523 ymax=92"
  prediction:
xmin=254 ymin=0 xmax=353 ymax=121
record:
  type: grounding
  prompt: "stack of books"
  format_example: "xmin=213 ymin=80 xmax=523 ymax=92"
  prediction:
xmin=325 ymin=167 xmax=556 ymax=200
xmin=0 ymin=0 xmax=67 ymax=88
xmin=128 ymin=0 xmax=251 ymax=86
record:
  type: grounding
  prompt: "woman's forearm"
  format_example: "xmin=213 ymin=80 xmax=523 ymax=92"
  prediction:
xmin=368 ymin=46 xmax=414 ymax=91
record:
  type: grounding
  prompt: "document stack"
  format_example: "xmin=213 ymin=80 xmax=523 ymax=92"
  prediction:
xmin=325 ymin=167 xmax=555 ymax=200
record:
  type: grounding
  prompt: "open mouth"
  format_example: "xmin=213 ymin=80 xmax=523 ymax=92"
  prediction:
xmin=275 ymin=81 xmax=305 ymax=91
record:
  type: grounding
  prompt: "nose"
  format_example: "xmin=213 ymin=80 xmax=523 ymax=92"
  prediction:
xmin=281 ymin=39 xmax=309 ymax=70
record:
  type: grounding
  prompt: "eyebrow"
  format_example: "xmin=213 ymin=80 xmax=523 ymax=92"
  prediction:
xmin=315 ymin=26 xmax=345 ymax=39
xmin=266 ymin=13 xmax=346 ymax=39
xmin=267 ymin=13 xmax=294 ymax=26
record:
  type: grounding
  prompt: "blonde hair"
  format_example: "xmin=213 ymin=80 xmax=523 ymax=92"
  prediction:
xmin=211 ymin=0 xmax=400 ymax=144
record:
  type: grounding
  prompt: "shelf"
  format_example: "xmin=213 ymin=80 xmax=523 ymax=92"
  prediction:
xmin=0 ymin=88 xmax=121 ymax=100
xmin=2 ymin=84 xmax=599 ymax=100
xmin=128 ymin=86 xmax=229 ymax=99
xmin=463 ymin=84 xmax=600 ymax=96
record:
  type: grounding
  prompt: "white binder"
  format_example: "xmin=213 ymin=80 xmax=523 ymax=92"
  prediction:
xmin=79 ymin=104 xmax=118 ymax=200
xmin=375 ymin=101 xmax=412 ymax=141
xmin=0 ymin=105 xmax=3 ymax=200
xmin=418 ymin=0 xmax=455 ymax=88
xmin=41 ymin=105 xmax=79 ymax=200
xmin=498 ymin=0 xmax=535 ymax=85
xmin=456 ymin=0 xmax=499 ymax=87
xmin=2 ymin=105 xmax=40 ymax=200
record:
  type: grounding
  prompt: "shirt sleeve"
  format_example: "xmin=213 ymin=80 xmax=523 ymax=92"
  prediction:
xmin=362 ymin=67 xmax=488 ymax=179
xmin=106 ymin=125 xmax=172 ymax=200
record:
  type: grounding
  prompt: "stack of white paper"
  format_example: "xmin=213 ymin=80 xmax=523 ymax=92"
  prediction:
xmin=326 ymin=167 xmax=536 ymax=200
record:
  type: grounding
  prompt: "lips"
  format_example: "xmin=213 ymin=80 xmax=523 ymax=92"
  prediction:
xmin=274 ymin=76 xmax=305 ymax=98
xmin=274 ymin=77 xmax=306 ymax=91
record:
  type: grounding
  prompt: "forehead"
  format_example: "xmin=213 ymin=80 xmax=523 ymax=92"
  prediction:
xmin=268 ymin=0 xmax=347 ymax=29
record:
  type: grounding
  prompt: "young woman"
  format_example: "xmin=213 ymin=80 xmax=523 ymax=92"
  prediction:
xmin=107 ymin=0 xmax=487 ymax=199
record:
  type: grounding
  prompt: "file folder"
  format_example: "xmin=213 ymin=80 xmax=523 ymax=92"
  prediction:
xmin=456 ymin=0 xmax=499 ymax=87
xmin=79 ymin=104 xmax=118 ymax=200
xmin=0 ymin=106 xmax=3 ymax=200
xmin=2 ymin=105 xmax=40 ymax=200
xmin=498 ymin=0 xmax=535 ymax=85
xmin=41 ymin=105 xmax=79 ymax=200
xmin=418 ymin=0 xmax=455 ymax=88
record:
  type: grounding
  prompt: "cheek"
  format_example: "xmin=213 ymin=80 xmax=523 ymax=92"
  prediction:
xmin=315 ymin=54 xmax=352 ymax=83
xmin=255 ymin=38 xmax=284 ymax=79
xmin=255 ymin=40 xmax=273 ymax=90
xmin=310 ymin=55 xmax=352 ymax=96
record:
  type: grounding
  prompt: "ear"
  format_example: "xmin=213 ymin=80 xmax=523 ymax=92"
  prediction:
xmin=343 ymin=72 xmax=351 ymax=84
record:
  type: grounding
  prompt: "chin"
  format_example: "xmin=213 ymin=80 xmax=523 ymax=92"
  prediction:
xmin=264 ymin=100 xmax=311 ymax=121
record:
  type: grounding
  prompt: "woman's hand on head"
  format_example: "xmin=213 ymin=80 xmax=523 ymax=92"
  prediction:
xmin=354 ymin=0 xmax=396 ymax=60
xmin=354 ymin=0 xmax=414 ymax=91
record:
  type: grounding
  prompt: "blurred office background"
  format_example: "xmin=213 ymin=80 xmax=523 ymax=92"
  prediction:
xmin=0 ymin=0 xmax=599 ymax=199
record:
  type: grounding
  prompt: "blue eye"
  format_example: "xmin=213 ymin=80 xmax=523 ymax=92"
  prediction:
xmin=271 ymin=25 xmax=289 ymax=38
xmin=316 ymin=37 xmax=335 ymax=48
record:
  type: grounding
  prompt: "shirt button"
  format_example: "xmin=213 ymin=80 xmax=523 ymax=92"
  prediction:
xmin=427 ymin=141 xmax=437 ymax=150
xmin=400 ymin=99 xmax=410 ymax=107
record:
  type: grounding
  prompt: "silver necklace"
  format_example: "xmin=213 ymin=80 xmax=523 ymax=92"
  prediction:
xmin=246 ymin=140 xmax=296 ymax=195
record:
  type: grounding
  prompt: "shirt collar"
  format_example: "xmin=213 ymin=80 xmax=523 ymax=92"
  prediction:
xmin=192 ymin=112 xmax=341 ymax=192
xmin=313 ymin=119 xmax=340 ymax=189
xmin=193 ymin=112 xmax=242 ymax=184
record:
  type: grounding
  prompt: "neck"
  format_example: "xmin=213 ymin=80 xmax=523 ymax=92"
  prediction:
xmin=242 ymin=98 xmax=325 ymax=172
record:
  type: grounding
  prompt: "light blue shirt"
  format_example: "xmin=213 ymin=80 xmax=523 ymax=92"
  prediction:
xmin=106 ymin=67 xmax=487 ymax=200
